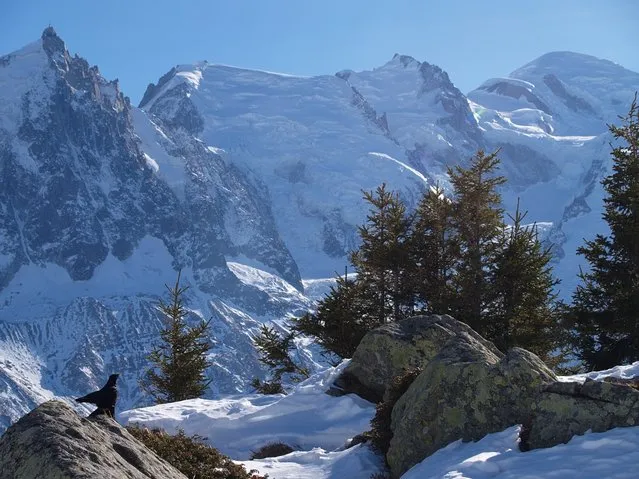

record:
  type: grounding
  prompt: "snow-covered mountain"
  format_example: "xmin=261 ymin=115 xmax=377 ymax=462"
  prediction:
xmin=0 ymin=28 xmax=637 ymax=433
xmin=0 ymin=29 xmax=428 ymax=429
xmin=469 ymin=51 xmax=639 ymax=293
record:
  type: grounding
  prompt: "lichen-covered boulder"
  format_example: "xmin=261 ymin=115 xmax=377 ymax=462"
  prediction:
xmin=387 ymin=345 xmax=556 ymax=478
xmin=333 ymin=315 xmax=502 ymax=402
xmin=0 ymin=400 xmax=187 ymax=479
xmin=526 ymin=379 xmax=639 ymax=450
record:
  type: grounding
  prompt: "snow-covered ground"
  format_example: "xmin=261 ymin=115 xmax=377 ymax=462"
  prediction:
xmin=121 ymin=360 xmax=639 ymax=479
xmin=121 ymin=361 xmax=383 ymax=478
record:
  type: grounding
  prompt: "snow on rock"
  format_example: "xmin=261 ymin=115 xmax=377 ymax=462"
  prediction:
xmin=559 ymin=361 xmax=639 ymax=384
xmin=402 ymin=360 xmax=639 ymax=479
xmin=402 ymin=425 xmax=639 ymax=479
xmin=120 ymin=361 xmax=375 ymax=460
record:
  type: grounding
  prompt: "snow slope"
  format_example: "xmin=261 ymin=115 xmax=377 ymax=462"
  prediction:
xmin=139 ymin=57 xmax=483 ymax=276
xmin=404 ymin=425 xmax=639 ymax=479
xmin=122 ymin=361 xmax=639 ymax=479
xmin=122 ymin=361 xmax=383 ymax=478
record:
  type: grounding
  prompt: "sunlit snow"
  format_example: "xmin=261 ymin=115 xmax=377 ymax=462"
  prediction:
xmin=121 ymin=361 xmax=639 ymax=479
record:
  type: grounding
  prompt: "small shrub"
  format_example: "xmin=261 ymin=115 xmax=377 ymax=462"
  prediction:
xmin=345 ymin=432 xmax=370 ymax=449
xmin=518 ymin=417 xmax=533 ymax=452
xmin=369 ymin=368 xmax=422 ymax=456
xmin=126 ymin=425 xmax=267 ymax=479
xmin=250 ymin=442 xmax=294 ymax=459
xmin=251 ymin=378 xmax=286 ymax=395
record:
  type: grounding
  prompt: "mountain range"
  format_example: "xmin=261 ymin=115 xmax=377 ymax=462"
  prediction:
xmin=0 ymin=27 xmax=637 ymax=432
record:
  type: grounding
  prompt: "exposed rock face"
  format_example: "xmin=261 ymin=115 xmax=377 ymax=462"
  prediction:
xmin=387 ymin=346 xmax=556 ymax=477
xmin=0 ymin=400 xmax=186 ymax=479
xmin=333 ymin=315 xmax=502 ymax=402
xmin=527 ymin=379 xmax=639 ymax=450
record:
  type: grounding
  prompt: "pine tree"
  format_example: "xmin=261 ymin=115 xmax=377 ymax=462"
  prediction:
xmin=448 ymin=150 xmax=506 ymax=336
xmin=141 ymin=271 xmax=212 ymax=404
xmin=252 ymin=324 xmax=309 ymax=394
xmin=488 ymin=199 xmax=560 ymax=359
xmin=570 ymin=96 xmax=639 ymax=369
xmin=410 ymin=183 xmax=458 ymax=315
xmin=293 ymin=271 xmax=376 ymax=359
xmin=350 ymin=184 xmax=414 ymax=324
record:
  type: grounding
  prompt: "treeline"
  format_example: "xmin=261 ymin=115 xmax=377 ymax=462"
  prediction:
xmin=294 ymin=149 xmax=563 ymax=365
xmin=136 ymin=98 xmax=638 ymax=401
xmin=254 ymin=96 xmax=639 ymax=382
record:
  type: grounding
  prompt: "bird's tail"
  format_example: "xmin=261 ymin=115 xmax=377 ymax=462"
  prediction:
xmin=75 ymin=395 xmax=89 ymax=403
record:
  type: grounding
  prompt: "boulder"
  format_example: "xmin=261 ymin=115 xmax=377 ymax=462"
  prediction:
xmin=526 ymin=378 xmax=639 ymax=450
xmin=336 ymin=314 xmax=639 ymax=478
xmin=387 ymin=344 xmax=556 ymax=478
xmin=0 ymin=400 xmax=187 ymax=479
xmin=333 ymin=315 xmax=502 ymax=402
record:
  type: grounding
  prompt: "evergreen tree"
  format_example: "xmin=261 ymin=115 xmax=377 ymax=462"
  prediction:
xmin=448 ymin=150 xmax=506 ymax=336
xmin=350 ymin=184 xmax=414 ymax=324
xmin=489 ymin=199 xmax=560 ymax=359
xmin=410 ymin=183 xmax=458 ymax=315
xmin=251 ymin=324 xmax=309 ymax=394
xmin=141 ymin=271 xmax=212 ymax=404
xmin=570 ymin=96 xmax=639 ymax=369
xmin=293 ymin=271 xmax=376 ymax=360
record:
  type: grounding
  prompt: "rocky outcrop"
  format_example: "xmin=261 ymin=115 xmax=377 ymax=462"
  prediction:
xmin=340 ymin=315 xmax=639 ymax=478
xmin=526 ymin=379 xmax=639 ymax=450
xmin=333 ymin=315 xmax=502 ymax=402
xmin=0 ymin=400 xmax=186 ymax=478
xmin=387 ymin=346 xmax=556 ymax=477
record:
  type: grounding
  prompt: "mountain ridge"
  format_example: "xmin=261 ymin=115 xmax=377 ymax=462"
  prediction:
xmin=0 ymin=27 xmax=637 ymax=435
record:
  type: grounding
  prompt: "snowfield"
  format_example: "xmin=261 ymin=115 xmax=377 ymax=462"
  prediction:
xmin=121 ymin=361 xmax=639 ymax=479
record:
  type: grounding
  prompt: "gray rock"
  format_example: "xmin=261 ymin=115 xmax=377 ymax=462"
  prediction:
xmin=387 ymin=345 xmax=556 ymax=477
xmin=0 ymin=400 xmax=186 ymax=479
xmin=526 ymin=378 xmax=639 ymax=450
xmin=333 ymin=315 xmax=502 ymax=402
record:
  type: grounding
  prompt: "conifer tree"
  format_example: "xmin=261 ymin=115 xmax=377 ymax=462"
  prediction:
xmin=448 ymin=150 xmax=506 ymax=336
xmin=489 ymin=199 xmax=560 ymax=359
xmin=293 ymin=271 xmax=376 ymax=359
xmin=410 ymin=183 xmax=458 ymax=315
xmin=251 ymin=324 xmax=309 ymax=394
xmin=141 ymin=271 xmax=212 ymax=404
xmin=350 ymin=184 xmax=414 ymax=324
xmin=570 ymin=96 xmax=639 ymax=369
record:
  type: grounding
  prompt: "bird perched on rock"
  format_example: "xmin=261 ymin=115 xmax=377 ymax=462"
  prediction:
xmin=76 ymin=373 xmax=119 ymax=417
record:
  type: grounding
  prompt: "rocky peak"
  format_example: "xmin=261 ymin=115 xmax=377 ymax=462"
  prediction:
xmin=41 ymin=26 xmax=65 ymax=57
xmin=418 ymin=61 xmax=453 ymax=93
xmin=391 ymin=53 xmax=419 ymax=68
xmin=139 ymin=66 xmax=178 ymax=108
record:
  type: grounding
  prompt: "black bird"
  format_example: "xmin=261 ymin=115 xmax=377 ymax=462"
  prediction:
xmin=76 ymin=373 xmax=119 ymax=417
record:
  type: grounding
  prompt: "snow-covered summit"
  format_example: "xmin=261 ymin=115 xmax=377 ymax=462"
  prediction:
xmin=139 ymin=55 xmax=435 ymax=277
xmin=513 ymin=51 xmax=637 ymax=88
xmin=470 ymin=51 xmax=639 ymax=136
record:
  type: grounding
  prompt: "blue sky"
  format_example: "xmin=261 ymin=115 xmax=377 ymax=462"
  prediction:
xmin=2 ymin=0 xmax=637 ymax=105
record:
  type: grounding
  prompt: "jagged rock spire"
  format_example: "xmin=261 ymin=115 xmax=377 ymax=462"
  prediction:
xmin=41 ymin=26 xmax=65 ymax=57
